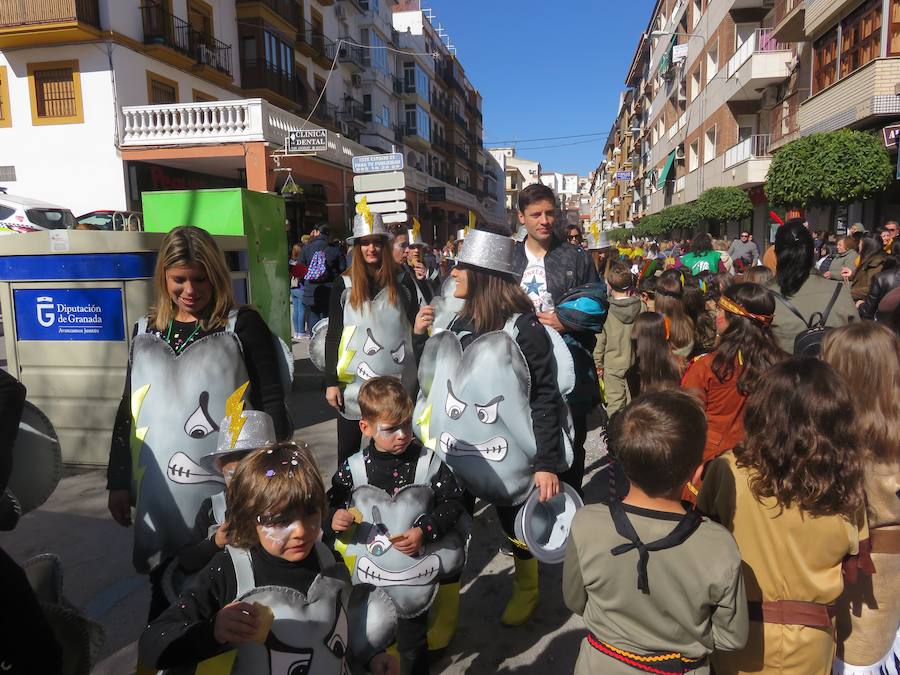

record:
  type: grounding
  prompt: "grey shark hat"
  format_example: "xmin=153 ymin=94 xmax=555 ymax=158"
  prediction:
xmin=456 ymin=229 xmax=517 ymax=276
xmin=201 ymin=409 xmax=276 ymax=470
xmin=585 ymin=222 xmax=609 ymax=250
xmin=347 ymin=211 xmax=391 ymax=244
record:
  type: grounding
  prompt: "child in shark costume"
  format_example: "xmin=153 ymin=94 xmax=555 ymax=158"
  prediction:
xmin=139 ymin=443 xmax=398 ymax=675
xmin=411 ymin=228 xmax=576 ymax=628
xmin=329 ymin=377 xmax=467 ymax=671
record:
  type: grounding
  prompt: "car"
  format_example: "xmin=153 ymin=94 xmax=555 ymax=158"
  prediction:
xmin=75 ymin=210 xmax=143 ymax=231
xmin=0 ymin=193 xmax=76 ymax=234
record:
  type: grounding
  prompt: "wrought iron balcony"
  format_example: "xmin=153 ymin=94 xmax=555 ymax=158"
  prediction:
xmin=337 ymin=40 xmax=364 ymax=70
xmin=240 ymin=60 xmax=307 ymax=108
xmin=340 ymin=98 xmax=366 ymax=126
xmin=235 ymin=0 xmax=300 ymax=27
xmin=141 ymin=4 xmax=232 ymax=76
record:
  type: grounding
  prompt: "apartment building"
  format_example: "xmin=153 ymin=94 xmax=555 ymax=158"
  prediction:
xmin=597 ymin=0 xmax=900 ymax=239
xmin=0 ymin=0 xmax=503 ymax=242
xmin=489 ymin=146 xmax=542 ymax=225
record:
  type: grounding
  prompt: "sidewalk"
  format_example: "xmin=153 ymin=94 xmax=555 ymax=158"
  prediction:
xmin=0 ymin=340 xmax=608 ymax=673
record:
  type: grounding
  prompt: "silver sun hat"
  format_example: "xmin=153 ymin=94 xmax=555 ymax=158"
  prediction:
xmin=348 ymin=197 xmax=391 ymax=244
xmin=585 ymin=222 xmax=609 ymax=250
xmin=408 ymin=217 xmax=427 ymax=247
xmin=456 ymin=229 xmax=517 ymax=276
xmin=201 ymin=409 xmax=276 ymax=470
xmin=514 ymin=481 xmax=583 ymax=564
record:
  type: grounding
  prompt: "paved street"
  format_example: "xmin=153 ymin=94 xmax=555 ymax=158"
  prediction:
xmin=0 ymin=343 xmax=608 ymax=674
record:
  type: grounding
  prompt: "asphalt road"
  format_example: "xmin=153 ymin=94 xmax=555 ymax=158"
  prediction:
xmin=0 ymin=341 xmax=609 ymax=674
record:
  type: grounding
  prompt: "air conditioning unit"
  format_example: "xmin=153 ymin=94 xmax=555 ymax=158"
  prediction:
xmin=351 ymin=73 xmax=362 ymax=88
xmin=675 ymin=146 xmax=685 ymax=160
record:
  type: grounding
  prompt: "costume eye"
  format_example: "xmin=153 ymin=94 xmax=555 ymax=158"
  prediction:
xmin=475 ymin=396 xmax=504 ymax=424
xmin=444 ymin=381 xmax=466 ymax=420
xmin=363 ymin=329 xmax=382 ymax=355
xmin=391 ymin=342 xmax=405 ymax=364
xmin=366 ymin=531 xmax=392 ymax=557
xmin=183 ymin=392 xmax=219 ymax=439
xmin=324 ymin=599 xmax=349 ymax=659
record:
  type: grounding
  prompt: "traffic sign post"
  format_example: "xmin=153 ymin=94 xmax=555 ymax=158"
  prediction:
xmin=615 ymin=171 xmax=634 ymax=181
xmin=352 ymin=153 xmax=409 ymax=230
xmin=352 ymin=153 xmax=404 ymax=174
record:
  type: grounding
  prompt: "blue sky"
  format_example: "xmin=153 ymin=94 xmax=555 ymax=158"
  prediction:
xmin=426 ymin=0 xmax=656 ymax=177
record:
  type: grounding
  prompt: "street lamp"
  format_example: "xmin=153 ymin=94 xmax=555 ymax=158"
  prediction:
xmin=648 ymin=30 xmax=704 ymax=41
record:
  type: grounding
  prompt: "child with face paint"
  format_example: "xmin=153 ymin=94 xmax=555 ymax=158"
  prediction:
xmin=140 ymin=442 xmax=399 ymax=675
xmin=329 ymin=377 xmax=466 ymax=673
xmin=174 ymin=410 xmax=278 ymax=578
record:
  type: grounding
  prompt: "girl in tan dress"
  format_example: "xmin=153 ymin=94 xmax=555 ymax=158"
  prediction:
xmin=698 ymin=358 xmax=870 ymax=675
xmin=823 ymin=323 xmax=900 ymax=674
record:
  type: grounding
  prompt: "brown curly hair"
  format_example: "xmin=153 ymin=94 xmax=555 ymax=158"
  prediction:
xmin=226 ymin=442 xmax=326 ymax=549
xmin=735 ymin=358 xmax=865 ymax=519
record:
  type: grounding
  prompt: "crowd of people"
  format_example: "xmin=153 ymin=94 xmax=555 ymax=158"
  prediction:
xmin=78 ymin=182 xmax=900 ymax=675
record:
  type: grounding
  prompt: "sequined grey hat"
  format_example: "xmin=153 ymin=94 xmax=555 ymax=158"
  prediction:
xmin=585 ymin=222 xmax=609 ymax=250
xmin=347 ymin=211 xmax=391 ymax=244
xmin=457 ymin=229 xmax=517 ymax=276
xmin=201 ymin=409 xmax=276 ymax=470
xmin=512 ymin=224 xmax=528 ymax=243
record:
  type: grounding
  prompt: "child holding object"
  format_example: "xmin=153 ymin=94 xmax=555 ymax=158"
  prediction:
xmin=563 ymin=390 xmax=748 ymax=674
xmin=139 ymin=442 xmax=398 ymax=675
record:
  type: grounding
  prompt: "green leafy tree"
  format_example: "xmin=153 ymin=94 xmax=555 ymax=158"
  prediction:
xmin=696 ymin=187 xmax=753 ymax=226
xmin=659 ymin=202 xmax=699 ymax=232
xmin=765 ymin=129 xmax=893 ymax=207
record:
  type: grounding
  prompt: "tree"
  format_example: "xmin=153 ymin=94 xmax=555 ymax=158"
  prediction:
xmin=696 ymin=187 xmax=753 ymax=226
xmin=659 ymin=202 xmax=699 ymax=232
xmin=765 ymin=129 xmax=893 ymax=208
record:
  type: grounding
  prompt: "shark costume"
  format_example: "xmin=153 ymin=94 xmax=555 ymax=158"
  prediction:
xmin=139 ymin=540 xmax=397 ymax=674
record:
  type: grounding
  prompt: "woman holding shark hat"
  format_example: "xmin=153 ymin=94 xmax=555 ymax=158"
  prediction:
xmin=411 ymin=226 xmax=577 ymax=628
xmin=106 ymin=225 xmax=291 ymax=621
xmin=323 ymin=199 xmax=418 ymax=466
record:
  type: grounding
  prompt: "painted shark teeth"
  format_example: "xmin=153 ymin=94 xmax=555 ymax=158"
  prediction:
xmin=439 ymin=432 xmax=508 ymax=462
xmin=356 ymin=362 xmax=379 ymax=381
xmin=167 ymin=452 xmax=225 ymax=485
xmin=356 ymin=554 xmax=440 ymax=586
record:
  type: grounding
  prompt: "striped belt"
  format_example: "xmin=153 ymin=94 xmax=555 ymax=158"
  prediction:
xmin=586 ymin=633 xmax=707 ymax=674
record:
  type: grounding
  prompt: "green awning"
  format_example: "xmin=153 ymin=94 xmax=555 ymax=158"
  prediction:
xmin=658 ymin=36 xmax=676 ymax=74
xmin=657 ymin=150 xmax=676 ymax=189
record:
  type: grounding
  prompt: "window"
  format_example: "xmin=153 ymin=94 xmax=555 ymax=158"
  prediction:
xmin=416 ymin=64 xmax=430 ymax=104
xmin=381 ymin=104 xmax=390 ymax=128
xmin=147 ymin=72 xmax=178 ymax=104
xmin=314 ymin=76 xmax=326 ymax=97
xmin=891 ymin=0 xmax=900 ymax=55
xmin=705 ymin=39 xmax=718 ymax=84
xmin=404 ymin=103 xmax=431 ymax=141
xmin=704 ymin=125 xmax=717 ymax=163
xmin=839 ymin=0 xmax=881 ymax=78
xmin=688 ymin=139 xmax=699 ymax=172
xmin=813 ymin=28 xmax=838 ymax=94
xmin=0 ymin=66 xmax=10 ymax=128
xmin=371 ymin=33 xmax=389 ymax=74
xmin=690 ymin=67 xmax=700 ymax=101
xmin=187 ymin=0 xmax=213 ymax=39
xmin=241 ymin=36 xmax=257 ymax=63
xmin=691 ymin=0 xmax=702 ymax=29
xmin=28 ymin=60 xmax=83 ymax=125
xmin=363 ymin=94 xmax=373 ymax=122
xmin=192 ymin=89 xmax=216 ymax=102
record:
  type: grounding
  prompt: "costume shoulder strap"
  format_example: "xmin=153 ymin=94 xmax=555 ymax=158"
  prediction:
xmin=225 ymin=546 xmax=255 ymax=598
xmin=226 ymin=308 xmax=239 ymax=333
xmin=343 ymin=274 xmax=353 ymax=289
xmin=413 ymin=447 xmax=438 ymax=484
xmin=136 ymin=315 xmax=149 ymax=333
xmin=210 ymin=492 xmax=227 ymax=526
xmin=501 ymin=313 xmax=522 ymax=338
xmin=313 ymin=540 xmax=338 ymax=573
xmin=347 ymin=451 xmax=368 ymax=488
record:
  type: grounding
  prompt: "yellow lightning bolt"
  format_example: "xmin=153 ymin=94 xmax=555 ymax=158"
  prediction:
xmin=416 ymin=403 xmax=435 ymax=450
xmin=336 ymin=325 xmax=357 ymax=384
xmin=590 ymin=221 xmax=600 ymax=240
xmin=356 ymin=196 xmax=374 ymax=230
xmin=333 ymin=530 xmax=358 ymax=577
xmin=130 ymin=384 xmax=151 ymax=504
xmin=225 ymin=381 xmax=250 ymax=449
xmin=467 ymin=210 xmax=475 ymax=232
xmin=412 ymin=217 xmax=422 ymax=239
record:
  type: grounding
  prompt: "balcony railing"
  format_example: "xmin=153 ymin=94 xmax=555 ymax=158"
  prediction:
xmin=724 ymin=134 xmax=771 ymax=169
xmin=454 ymin=112 xmax=468 ymax=129
xmin=340 ymin=98 xmax=366 ymax=124
xmin=195 ymin=35 xmax=232 ymax=75
xmin=0 ymin=0 xmax=99 ymax=27
xmin=241 ymin=60 xmax=307 ymax=107
xmin=312 ymin=102 xmax=340 ymax=130
xmin=454 ymin=144 xmax=468 ymax=161
xmin=727 ymin=29 xmax=788 ymax=78
xmin=298 ymin=24 xmax=335 ymax=61
xmin=772 ymin=0 xmax=803 ymax=27
xmin=392 ymin=76 xmax=403 ymax=95
xmin=235 ymin=0 xmax=299 ymax=26
xmin=337 ymin=40 xmax=364 ymax=69
xmin=141 ymin=5 xmax=232 ymax=76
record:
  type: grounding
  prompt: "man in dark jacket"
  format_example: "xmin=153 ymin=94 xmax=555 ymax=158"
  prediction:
xmin=512 ymin=184 xmax=599 ymax=495
xmin=298 ymin=224 xmax=346 ymax=327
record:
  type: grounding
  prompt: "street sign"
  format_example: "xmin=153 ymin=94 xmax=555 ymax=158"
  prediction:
xmin=14 ymin=288 xmax=125 ymax=341
xmin=285 ymin=129 xmax=327 ymax=153
xmin=672 ymin=44 xmax=688 ymax=62
xmin=367 ymin=200 xmax=408 ymax=214
xmin=352 ymin=153 xmax=405 ymax=174
xmin=353 ymin=171 xmax=406 ymax=192
xmin=354 ymin=189 xmax=407 ymax=204
xmin=382 ymin=213 xmax=409 ymax=224
xmin=615 ymin=171 xmax=633 ymax=181
xmin=881 ymin=123 xmax=900 ymax=148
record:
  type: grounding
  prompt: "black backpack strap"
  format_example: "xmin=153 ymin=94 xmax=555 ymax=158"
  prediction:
xmin=820 ymin=283 xmax=843 ymax=325
xmin=770 ymin=290 xmax=810 ymax=327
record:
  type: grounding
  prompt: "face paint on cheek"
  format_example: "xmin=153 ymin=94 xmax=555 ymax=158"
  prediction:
xmin=259 ymin=521 xmax=302 ymax=547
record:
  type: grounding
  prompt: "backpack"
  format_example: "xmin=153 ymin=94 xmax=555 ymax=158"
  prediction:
xmin=304 ymin=249 xmax=328 ymax=282
xmin=771 ymin=283 xmax=842 ymax=356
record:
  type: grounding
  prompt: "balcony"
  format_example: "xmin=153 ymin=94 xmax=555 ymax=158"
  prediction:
xmin=770 ymin=89 xmax=805 ymax=149
xmin=140 ymin=5 xmax=232 ymax=78
xmin=454 ymin=144 xmax=468 ymax=161
xmin=770 ymin=0 xmax=805 ymax=42
xmin=235 ymin=0 xmax=300 ymax=29
xmin=241 ymin=60 xmax=308 ymax=110
xmin=805 ymin=0 xmax=857 ymax=40
xmin=298 ymin=23 xmax=335 ymax=68
xmin=725 ymin=29 xmax=791 ymax=100
xmin=194 ymin=35 xmax=233 ymax=77
xmin=340 ymin=97 xmax=366 ymax=127
xmin=799 ymin=59 xmax=900 ymax=135
xmin=723 ymin=134 xmax=771 ymax=186
xmin=312 ymin=102 xmax=340 ymax=132
xmin=454 ymin=112 xmax=468 ymax=129
xmin=336 ymin=0 xmax=365 ymax=12
xmin=0 ymin=0 xmax=101 ymax=48
xmin=391 ymin=76 xmax=403 ymax=95
xmin=337 ymin=41 xmax=364 ymax=71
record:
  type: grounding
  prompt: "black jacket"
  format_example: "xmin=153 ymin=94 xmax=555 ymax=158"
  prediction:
xmin=858 ymin=265 xmax=900 ymax=320
xmin=299 ymin=234 xmax=346 ymax=305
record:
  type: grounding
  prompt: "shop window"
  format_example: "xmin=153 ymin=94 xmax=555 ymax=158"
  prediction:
xmin=888 ymin=0 xmax=900 ymax=55
xmin=28 ymin=60 xmax=83 ymax=125
xmin=812 ymin=27 xmax=838 ymax=94
xmin=839 ymin=0 xmax=881 ymax=78
xmin=0 ymin=66 xmax=10 ymax=128
xmin=147 ymin=71 xmax=179 ymax=104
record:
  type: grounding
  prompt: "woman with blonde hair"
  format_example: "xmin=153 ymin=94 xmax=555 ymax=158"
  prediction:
xmin=106 ymin=225 xmax=290 ymax=620
xmin=823 ymin=322 xmax=900 ymax=675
